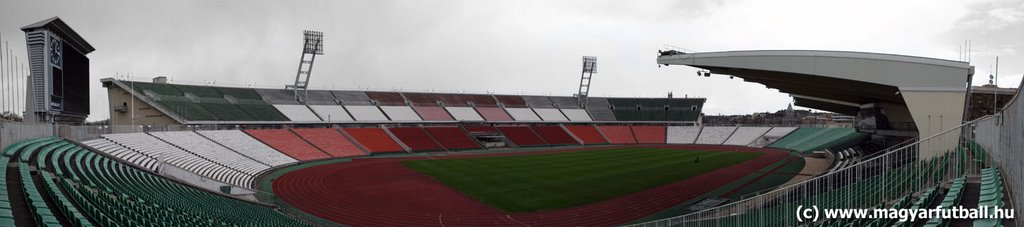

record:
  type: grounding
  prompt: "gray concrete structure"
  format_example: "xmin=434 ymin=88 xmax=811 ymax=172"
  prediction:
xmin=658 ymin=50 xmax=973 ymax=157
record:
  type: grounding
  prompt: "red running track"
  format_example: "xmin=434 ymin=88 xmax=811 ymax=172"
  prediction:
xmin=273 ymin=145 xmax=788 ymax=227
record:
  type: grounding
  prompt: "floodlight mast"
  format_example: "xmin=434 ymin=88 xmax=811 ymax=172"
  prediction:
xmin=577 ymin=56 xmax=597 ymax=108
xmin=288 ymin=30 xmax=324 ymax=103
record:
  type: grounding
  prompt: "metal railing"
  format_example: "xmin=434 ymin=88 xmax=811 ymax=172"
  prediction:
xmin=624 ymin=115 xmax=995 ymax=226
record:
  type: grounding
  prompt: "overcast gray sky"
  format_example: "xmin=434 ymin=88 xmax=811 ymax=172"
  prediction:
xmin=1 ymin=0 xmax=1022 ymax=122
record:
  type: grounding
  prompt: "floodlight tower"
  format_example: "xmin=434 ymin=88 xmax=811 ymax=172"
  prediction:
xmin=577 ymin=56 xmax=597 ymax=108
xmin=287 ymin=30 xmax=324 ymax=102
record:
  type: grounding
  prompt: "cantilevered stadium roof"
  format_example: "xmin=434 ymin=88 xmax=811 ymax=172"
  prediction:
xmin=657 ymin=50 xmax=973 ymax=114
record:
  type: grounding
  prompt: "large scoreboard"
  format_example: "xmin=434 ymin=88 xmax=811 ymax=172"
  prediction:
xmin=21 ymin=17 xmax=95 ymax=124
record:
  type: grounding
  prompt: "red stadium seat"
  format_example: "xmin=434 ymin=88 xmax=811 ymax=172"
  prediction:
xmin=530 ymin=126 xmax=579 ymax=145
xmin=387 ymin=127 xmax=445 ymax=151
xmin=598 ymin=126 xmax=637 ymax=144
xmin=631 ymin=126 xmax=667 ymax=144
xmin=475 ymin=107 xmax=514 ymax=121
xmin=291 ymin=128 xmax=367 ymax=158
xmin=496 ymin=126 xmax=547 ymax=146
xmin=413 ymin=106 xmax=455 ymax=121
xmin=244 ymin=129 xmax=331 ymax=161
xmin=564 ymin=125 xmax=608 ymax=145
xmin=423 ymin=127 xmax=481 ymax=150
xmin=365 ymin=92 xmax=407 ymax=106
xmin=342 ymin=128 xmax=407 ymax=153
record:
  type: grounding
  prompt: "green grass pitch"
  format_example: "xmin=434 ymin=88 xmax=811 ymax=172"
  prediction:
xmin=402 ymin=147 xmax=762 ymax=212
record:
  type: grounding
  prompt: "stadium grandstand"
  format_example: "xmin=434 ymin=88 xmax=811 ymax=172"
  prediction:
xmin=0 ymin=16 xmax=1019 ymax=227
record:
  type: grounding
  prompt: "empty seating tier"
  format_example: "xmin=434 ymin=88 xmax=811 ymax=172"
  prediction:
xmin=99 ymin=133 xmax=254 ymax=187
xmin=244 ymin=129 xmax=332 ymax=161
xmin=196 ymin=130 xmax=297 ymax=166
xmin=386 ymin=127 xmax=445 ymax=151
xmin=365 ymin=92 xmax=408 ymax=106
xmin=695 ymin=126 xmax=737 ymax=145
xmin=631 ymin=126 xmax=666 ymax=144
xmin=31 ymin=139 xmax=311 ymax=226
xmin=531 ymin=126 xmax=579 ymax=145
xmin=496 ymin=126 xmax=548 ymax=146
xmin=291 ymin=128 xmax=367 ymax=158
xmin=534 ymin=108 xmax=569 ymax=121
xmin=722 ymin=127 xmax=772 ymax=146
xmin=332 ymin=91 xmax=373 ymax=105
xmin=494 ymin=95 xmax=528 ymax=108
xmin=149 ymin=131 xmax=272 ymax=176
xmin=303 ymin=90 xmax=338 ymax=105
xmin=217 ymin=87 xmax=264 ymax=100
xmin=342 ymin=128 xmax=407 ymax=153
xmin=423 ymin=127 xmax=481 ymax=150
xmin=273 ymin=104 xmax=321 ymax=121
xmin=465 ymin=94 xmax=498 ymax=107
xmin=310 ymin=105 xmax=355 ymax=122
xmin=585 ymin=97 xmax=616 ymax=121
xmin=769 ymin=128 xmax=860 ymax=153
xmin=523 ymin=96 xmax=555 ymax=108
xmin=402 ymin=93 xmax=441 ymax=106
xmin=561 ymin=109 xmax=593 ymax=121
xmin=436 ymin=94 xmax=472 ymax=107
xmin=549 ymin=96 xmax=582 ymax=109
xmin=446 ymin=107 xmax=485 ymax=121
xmin=597 ymin=125 xmax=637 ymax=144
xmin=256 ymin=89 xmax=303 ymax=104
xmin=666 ymin=126 xmax=701 ymax=144
xmin=475 ymin=107 xmax=514 ymax=121
xmin=345 ymin=105 xmax=389 ymax=121
xmin=505 ymin=108 xmax=542 ymax=121
xmin=380 ymin=106 xmax=423 ymax=121
xmin=413 ymin=106 xmax=454 ymax=121
xmin=564 ymin=125 xmax=608 ymax=145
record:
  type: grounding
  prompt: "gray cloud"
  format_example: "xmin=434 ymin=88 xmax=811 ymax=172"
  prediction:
xmin=1 ymin=0 xmax=1018 ymax=122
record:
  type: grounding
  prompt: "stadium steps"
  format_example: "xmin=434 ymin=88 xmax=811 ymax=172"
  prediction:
xmin=564 ymin=125 xmax=609 ymax=145
xmin=597 ymin=125 xmax=637 ymax=144
xmin=423 ymin=127 xmax=482 ymax=150
xmin=631 ymin=126 xmax=667 ymax=144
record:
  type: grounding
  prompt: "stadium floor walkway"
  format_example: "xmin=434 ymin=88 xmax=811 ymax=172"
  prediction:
xmin=272 ymin=145 xmax=788 ymax=226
